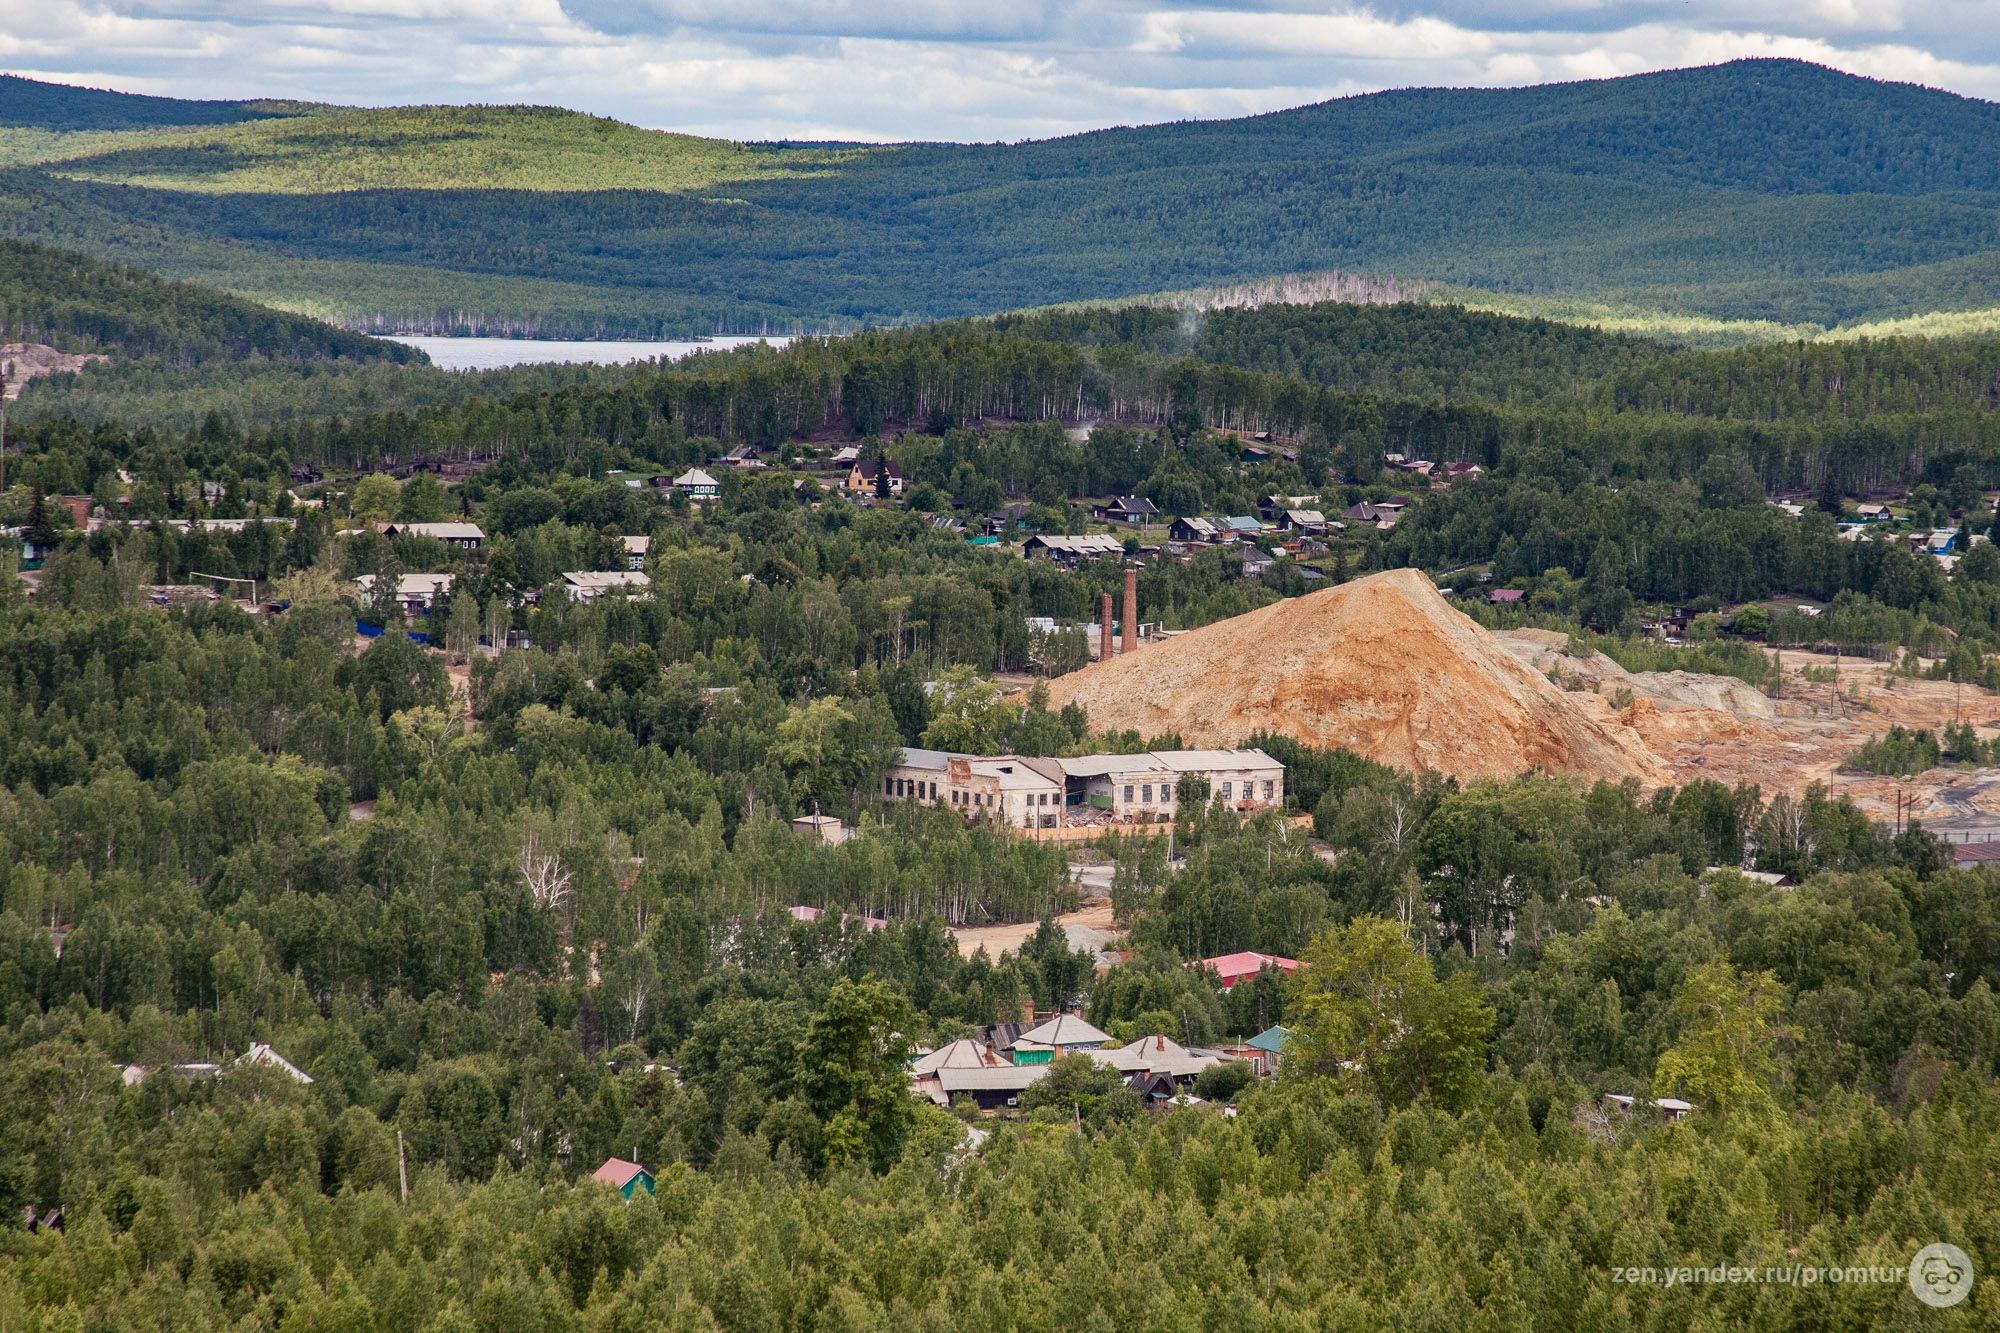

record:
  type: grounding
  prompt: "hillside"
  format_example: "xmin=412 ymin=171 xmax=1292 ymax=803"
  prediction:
xmin=3 ymin=61 xmax=2000 ymax=336
xmin=0 ymin=238 xmax=416 ymax=366
xmin=1041 ymin=569 xmax=1671 ymax=784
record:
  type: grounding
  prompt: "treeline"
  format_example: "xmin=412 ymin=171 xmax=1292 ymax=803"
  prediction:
xmin=1611 ymin=336 xmax=2000 ymax=419
xmin=992 ymin=299 xmax=1668 ymax=405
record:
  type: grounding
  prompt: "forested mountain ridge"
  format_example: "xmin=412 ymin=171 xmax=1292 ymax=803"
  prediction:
xmin=0 ymin=74 xmax=298 ymax=132
xmin=4 ymin=61 xmax=2000 ymax=335
xmin=0 ymin=238 xmax=417 ymax=366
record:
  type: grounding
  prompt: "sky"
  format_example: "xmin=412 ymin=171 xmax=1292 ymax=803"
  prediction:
xmin=2 ymin=2 xmax=1997 ymax=143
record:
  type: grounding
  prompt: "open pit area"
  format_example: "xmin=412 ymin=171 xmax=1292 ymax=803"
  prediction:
xmin=1040 ymin=569 xmax=2000 ymax=844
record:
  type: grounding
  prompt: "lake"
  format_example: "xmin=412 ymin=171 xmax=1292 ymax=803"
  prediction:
xmin=384 ymin=334 xmax=796 ymax=371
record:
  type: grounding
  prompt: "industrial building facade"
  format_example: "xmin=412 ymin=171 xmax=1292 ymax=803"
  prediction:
xmin=882 ymin=746 xmax=1284 ymax=829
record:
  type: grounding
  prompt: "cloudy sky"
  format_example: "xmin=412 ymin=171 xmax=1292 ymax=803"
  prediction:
xmin=3 ymin=2 xmax=1997 ymax=142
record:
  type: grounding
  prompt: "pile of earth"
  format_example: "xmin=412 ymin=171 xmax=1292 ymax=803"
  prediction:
xmin=1041 ymin=569 xmax=1795 ymax=785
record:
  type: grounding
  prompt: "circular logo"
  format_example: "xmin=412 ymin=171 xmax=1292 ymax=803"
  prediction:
xmin=1909 ymin=1243 xmax=1975 ymax=1308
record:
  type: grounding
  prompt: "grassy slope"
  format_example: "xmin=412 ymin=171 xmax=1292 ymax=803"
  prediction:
xmin=46 ymin=105 xmax=868 ymax=194
xmin=5 ymin=61 xmax=2000 ymax=338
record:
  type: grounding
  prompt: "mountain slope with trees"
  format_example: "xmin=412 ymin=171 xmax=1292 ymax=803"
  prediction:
xmin=4 ymin=61 xmax=2000 ymax=335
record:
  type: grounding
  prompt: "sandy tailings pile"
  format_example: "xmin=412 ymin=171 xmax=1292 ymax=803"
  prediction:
xmin=1041 ymin=568 xmax=1672 ymax=784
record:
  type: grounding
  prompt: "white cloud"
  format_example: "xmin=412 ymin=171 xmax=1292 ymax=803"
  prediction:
xmin=0 ymin=1 xmax=1995 ymax=141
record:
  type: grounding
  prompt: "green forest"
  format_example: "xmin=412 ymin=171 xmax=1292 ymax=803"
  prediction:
xmin=5 ymin=225 xmax=2000 ymax=1328
xmin=8 ymin=60 xmax=2000 ymax=335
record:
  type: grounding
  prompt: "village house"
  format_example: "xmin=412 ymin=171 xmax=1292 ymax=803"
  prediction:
xmin=560 ymin=570 xmax=651 ymax=603
xmin=1094 ymin=495 xmax=1160 ymax=524
xmin=591 ymin=1158 xmax=656 ymax=1198
xmin=381 ymin=521 xmax=484 ymax=550
xmin=1279 ymin=508 xmax=1329 ymax=535
xmin=1194 ymin=951 xmax=1303 ymax=989
xmin=1088 ymin=1033 xmax=1222 ymax=1083
xmin=1017 ymin=1014 xmax=1112 ymax=1055
xmin=356 ymin=571 xmax=454 ymax=615
xmin=1239 ymin=546 xmax=1276 ymax=578
xmin=1020 ymin=533 xmax=1124 ymax=566
xmin=623 ymin=535 xmax=649 ymax=570
xmin=844 ymin=458 xmax=906 ymax=494
xmin=1169 ymin=516 xmax=1221 ymax=543
xmin=1220 ymin=516 xmax=1265 ymax=539
xmin=674 ymin=468 xmax=720 ymax=500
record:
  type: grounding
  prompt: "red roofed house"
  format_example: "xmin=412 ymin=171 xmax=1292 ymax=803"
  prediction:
xmin=1194 ymin=951 xmax=1303 ymax=990
xmin=591 ymin=1157 xmax=655 ymax=1198
xmin=1489 ymin=589 xmax=1525 ymax=605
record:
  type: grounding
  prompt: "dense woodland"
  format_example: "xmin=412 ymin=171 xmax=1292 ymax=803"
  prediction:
xmin=3 ymin=257 xmax=2000 ymax=1327
xmin=9 ymin=61 xmax=2000 ymax=334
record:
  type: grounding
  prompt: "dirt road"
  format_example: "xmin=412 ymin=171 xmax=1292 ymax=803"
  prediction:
xmin=951 ymin=864 xmax=1124 ymax=964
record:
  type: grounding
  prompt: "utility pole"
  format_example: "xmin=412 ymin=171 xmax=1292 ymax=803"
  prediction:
xmin=1 ymin=363 xmax=9 ymax=494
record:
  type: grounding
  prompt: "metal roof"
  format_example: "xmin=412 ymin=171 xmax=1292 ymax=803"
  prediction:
xmin=1018 ymin=1014 xmax=1113 ymax=1047
xmin=1052 ymin=754 xmax=1175 ymax=779
xmin=1246 ymin=1025 xmax=1290 ymax=1052
xmin=910 ymin=1039 xmax=1008 ymax=1075
xmin=935 ymin=1065 xmax=1049 ymax=1093
xmin=1146 ymin=748 xmax=1279 ymax=771
xmin=895 ymin=747 xmax=959 ymax=770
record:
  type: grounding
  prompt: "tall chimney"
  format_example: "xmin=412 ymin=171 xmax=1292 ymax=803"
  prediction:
xmin=1122 ymin=568 xmax=1138 ymax=654
xmin=1100 ymin=593 xmax=1114 ymax=661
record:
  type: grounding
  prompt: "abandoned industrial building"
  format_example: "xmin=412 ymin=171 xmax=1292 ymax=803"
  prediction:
xmin=881 ymin=746 xmax=1284 ymax=828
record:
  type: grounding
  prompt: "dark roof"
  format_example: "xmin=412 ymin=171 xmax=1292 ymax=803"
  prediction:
xmin=852 ymin=459 xmax=906 ymax=480
xmin=980 ymin=1021 xmax=1036 ymax=1052
xmin=1102 ymin=495 xmax=1159 ymax=515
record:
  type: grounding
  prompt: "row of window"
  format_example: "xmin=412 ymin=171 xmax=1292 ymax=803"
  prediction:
xmin=886 ymin=777 xmax=1056 ymax=811
xmin=1118 ymin=778 xmax=1278 ymax=803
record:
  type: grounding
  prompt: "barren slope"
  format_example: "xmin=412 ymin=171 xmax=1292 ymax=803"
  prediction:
xmin=1042 ymin=569 xmax=1669 ymax=783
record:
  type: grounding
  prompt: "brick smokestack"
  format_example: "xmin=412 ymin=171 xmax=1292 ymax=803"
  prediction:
xmin=1122 ymin=567 xmax=1138 ymax=654
xmin=1100 ymin=593 xmax=1114 ymax=661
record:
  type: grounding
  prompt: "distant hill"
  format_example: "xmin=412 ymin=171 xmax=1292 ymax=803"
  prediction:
xmin=3 ymin=60 xmax=2000 ymax=336
xmin=0 ymin=238 xmax=416 ymax=365
xmin=0 ymin=74 xmax=290 ymax=131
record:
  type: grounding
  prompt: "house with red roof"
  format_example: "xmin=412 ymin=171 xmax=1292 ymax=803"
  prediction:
xmin=591 ymin=1157 xmax=655 ymax=1198
xmin=1192 ymin=951 xmax=1303 ymax=990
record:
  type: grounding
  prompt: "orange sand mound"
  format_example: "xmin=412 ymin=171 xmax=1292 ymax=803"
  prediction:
xmin=1041 ymin=568 xmax=1672 ymax=784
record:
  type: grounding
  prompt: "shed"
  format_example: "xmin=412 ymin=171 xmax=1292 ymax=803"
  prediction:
xmin=791 ymin=814 xmax=853 ymax=846
xmin=1953 ymin=841 xmax=2000 ymax=867
xmin=591 ymin=1157 xmax=656 ymax=1198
